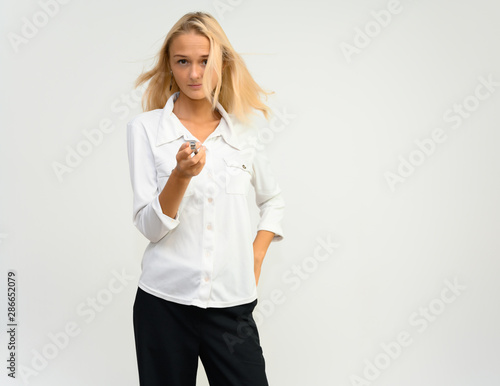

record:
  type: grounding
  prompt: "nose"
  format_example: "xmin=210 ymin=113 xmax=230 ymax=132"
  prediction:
xmin=189 ymin=63 xmax=203 ymax=81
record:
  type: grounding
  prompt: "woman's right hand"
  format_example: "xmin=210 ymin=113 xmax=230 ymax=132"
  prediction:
xmin=173 ymin=141 xmax=206 ymax=178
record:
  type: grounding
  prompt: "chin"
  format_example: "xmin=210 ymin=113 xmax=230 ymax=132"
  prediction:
xmin=183 ymin=89 xmax=206 ymax=99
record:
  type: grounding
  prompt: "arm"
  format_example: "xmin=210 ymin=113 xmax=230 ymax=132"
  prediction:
xmin=250 ymin=146 xmax=285 ymax=284
xmin=253 ymin=230 xmax=275 ymax=285
xmin=158 ymin=142 xmax=206 ymax=218
xmin=158 ymin=166 xmax=191 ymax=219
xmin=126 ymin=120 xmax=205 ymax=242
xmin=251 ymin=146 xmax=285 ymax=242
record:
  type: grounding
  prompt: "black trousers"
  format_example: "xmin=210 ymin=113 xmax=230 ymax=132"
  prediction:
xmin=133 ymin=287 xmax=269 ymax=386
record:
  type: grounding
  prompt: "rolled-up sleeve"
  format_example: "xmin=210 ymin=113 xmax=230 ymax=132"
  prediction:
xmin=126 ymin=119 xmax=180 ymax=243
xmin=251 ymin=147 xmax=285 ymax=242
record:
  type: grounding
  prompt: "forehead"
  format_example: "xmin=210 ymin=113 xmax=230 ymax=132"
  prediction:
xmin=170 ymin=32 xmax=210 ymax=57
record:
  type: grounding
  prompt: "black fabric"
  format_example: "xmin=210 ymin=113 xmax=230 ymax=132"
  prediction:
xmin=133 ymin=287 xmax=269 ymax=386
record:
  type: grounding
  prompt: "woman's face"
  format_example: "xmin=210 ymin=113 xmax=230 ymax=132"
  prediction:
xmin=169 ymin=31 xmax=218 ymax=100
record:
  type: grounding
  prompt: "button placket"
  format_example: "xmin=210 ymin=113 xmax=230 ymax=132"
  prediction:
xmin=199 ymin=147 xmax=216 ymax=302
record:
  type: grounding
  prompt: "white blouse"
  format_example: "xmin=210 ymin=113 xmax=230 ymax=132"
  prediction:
xmin=126 ymin=91 xmax=285 ymax=308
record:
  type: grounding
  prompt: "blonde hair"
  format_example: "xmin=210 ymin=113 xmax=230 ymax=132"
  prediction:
xmin=133 ymin=11 xmax=274 ymax=125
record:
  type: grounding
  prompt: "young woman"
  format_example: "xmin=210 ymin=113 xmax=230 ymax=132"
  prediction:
xmin=126 ymin=11 xmax=285 ymax=386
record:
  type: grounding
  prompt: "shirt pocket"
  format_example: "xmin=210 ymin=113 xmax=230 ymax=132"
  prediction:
xmin=223 ymin=155 xmax=252 ymax=195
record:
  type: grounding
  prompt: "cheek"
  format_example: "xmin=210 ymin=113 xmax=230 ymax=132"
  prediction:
xmin=177 ymin=73 xmax=186 ymax=83
xmin=210 ymin=70 xmax=220 ymax=83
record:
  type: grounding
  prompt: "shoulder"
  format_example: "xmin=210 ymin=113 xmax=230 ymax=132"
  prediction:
xmin=226 ymin=113 xmax=259 ymax=149
xmin=127 ymin=109 xmax=163 ymax=133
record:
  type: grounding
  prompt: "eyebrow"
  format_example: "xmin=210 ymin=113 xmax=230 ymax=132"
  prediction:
xmin=173 ymin=54 xmax=209 ymax=58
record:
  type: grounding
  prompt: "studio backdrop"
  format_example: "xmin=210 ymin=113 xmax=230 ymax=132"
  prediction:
xmin=1 ymin=0 xmax=499 ymax=385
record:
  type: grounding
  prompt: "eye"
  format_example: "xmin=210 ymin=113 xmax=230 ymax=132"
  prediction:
xmin=202 ymin=59 xmax=208 ymax=65
xmin=177 ymin=59 xmax=187 ymax=65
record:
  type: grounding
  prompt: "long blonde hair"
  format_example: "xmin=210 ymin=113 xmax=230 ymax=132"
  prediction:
xmin=133 ymin=11 xmax=274 ymax=125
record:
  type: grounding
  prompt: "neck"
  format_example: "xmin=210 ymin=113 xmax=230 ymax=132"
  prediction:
xmin=173 ymin=91 xmax=221 ymax=123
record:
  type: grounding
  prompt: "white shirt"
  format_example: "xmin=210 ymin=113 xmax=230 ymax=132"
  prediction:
xmin=126 ymin=91 xmax=285 ymax=308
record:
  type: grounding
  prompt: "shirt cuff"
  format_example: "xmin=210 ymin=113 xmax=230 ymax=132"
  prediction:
xmin=257 ymin=224 xmax=284 ymax=242
xmin=152 ymin=194 xmax=180 ymax=231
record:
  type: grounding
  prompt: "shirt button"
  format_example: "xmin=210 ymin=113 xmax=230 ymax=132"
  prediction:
xmin=208 ymin=197 xmax=213 ymax=203
xmin=206 ymin=223 xmax=213 ymax=230
xmin=204 ymin=277 xmax=209 ymax=282
xmin=205 ymin=250 xmax=211 ymax=257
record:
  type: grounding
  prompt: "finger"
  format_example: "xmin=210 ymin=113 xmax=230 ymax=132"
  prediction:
xmin=191 ymin=146 xmax=206 ymax=162
xmin=178 ymin=142 xmax=190 ymax=152
xmin=177 ymin=143 xmax=190 ymax=159
xmin=178 ymin=150 xmax=190 ymax=162
xmin=183 ymin=149 xmax=203 ymax=168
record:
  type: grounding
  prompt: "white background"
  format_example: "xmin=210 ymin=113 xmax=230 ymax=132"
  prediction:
xmin=1 ymin=0 xmax=499 ymax=385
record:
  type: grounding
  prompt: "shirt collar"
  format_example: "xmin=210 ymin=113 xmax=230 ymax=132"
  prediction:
xmin=155 ymin=91 xmax=241 ymax=150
